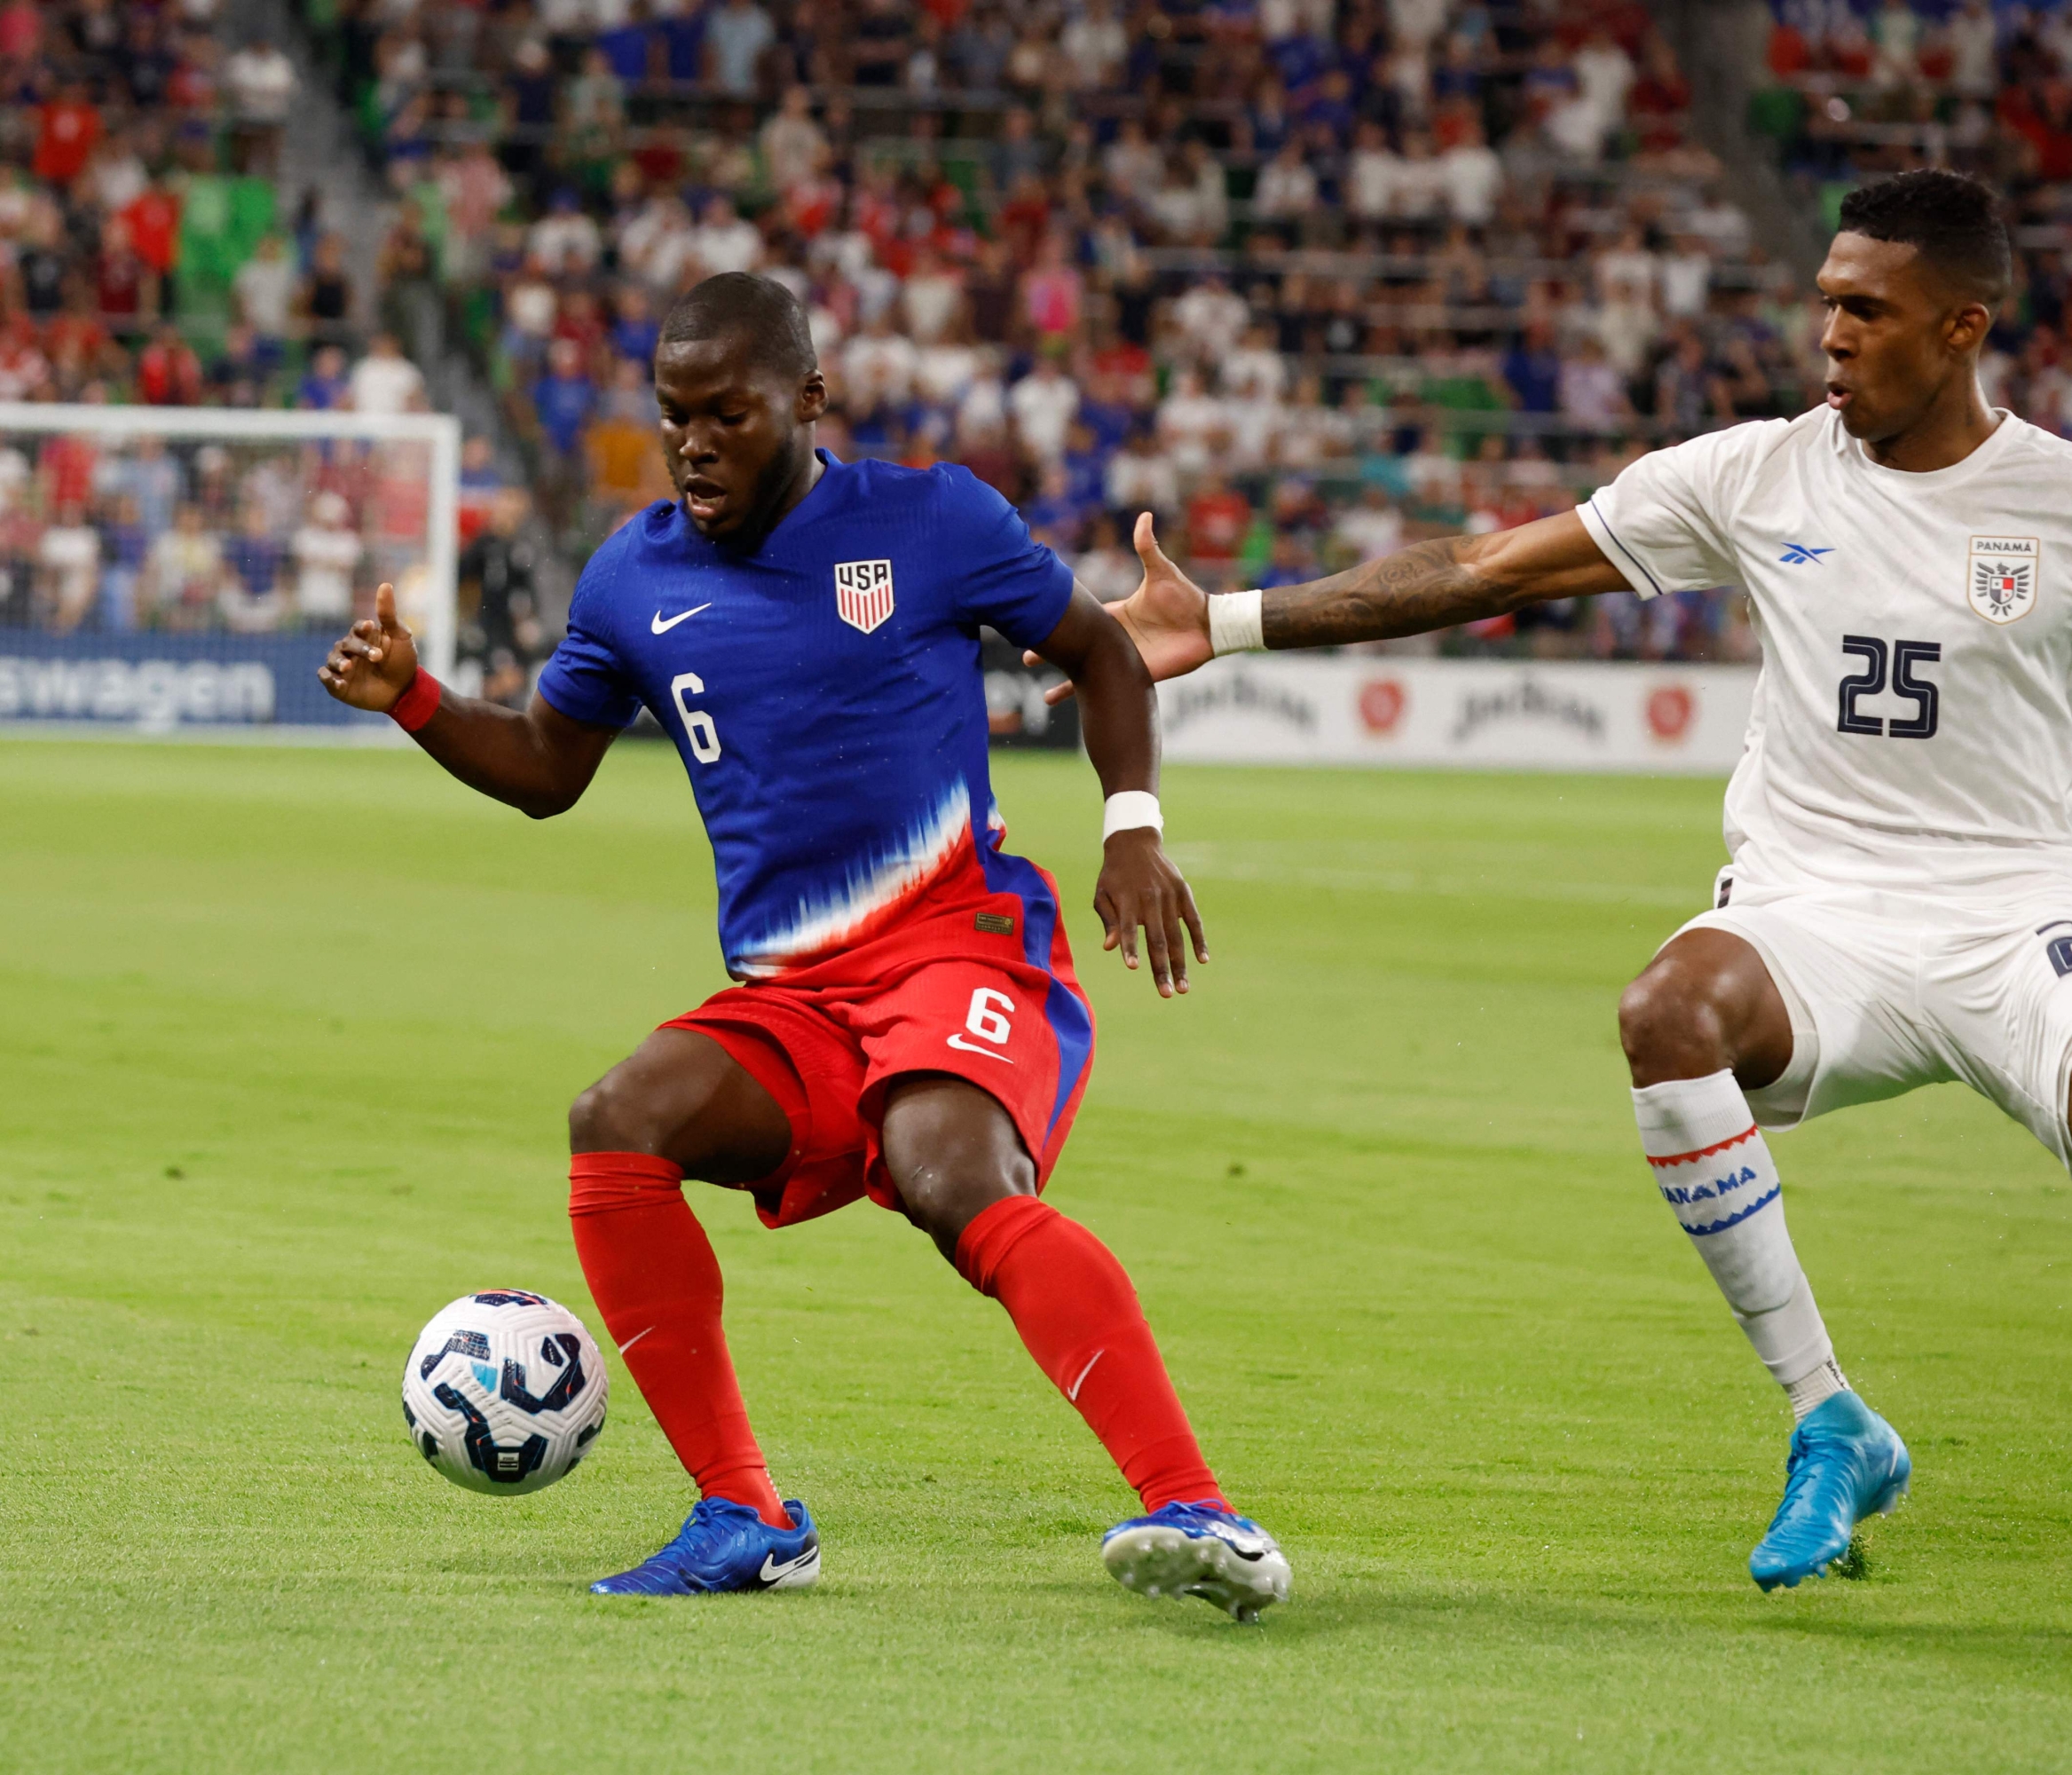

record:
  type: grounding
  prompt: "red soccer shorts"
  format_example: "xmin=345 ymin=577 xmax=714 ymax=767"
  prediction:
xmin=664 ymin=884 xmax=1096 ymax=1229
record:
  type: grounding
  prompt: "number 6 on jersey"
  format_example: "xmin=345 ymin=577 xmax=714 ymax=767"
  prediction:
xmin=670 ymin=671 xmax=721 ymax=763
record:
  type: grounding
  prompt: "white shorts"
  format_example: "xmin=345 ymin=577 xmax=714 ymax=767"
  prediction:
xmin=1674 ymin=871 xmax=2072 ymax=1169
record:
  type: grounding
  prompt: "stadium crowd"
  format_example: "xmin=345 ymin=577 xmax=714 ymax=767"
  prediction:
xmin=1754 ymin=0 xmax=2072 ymax=440
xmin=309 ymin=0 xmax=1799 ymax=663
xmin=3 ymin=0 xmax=2070 ymax=676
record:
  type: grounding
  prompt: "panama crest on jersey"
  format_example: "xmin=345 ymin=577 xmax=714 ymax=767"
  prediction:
xmin=1967 ymin=534 xmax=2040 ymax=625
xmin=834 ymin=558 xmax=895 ymax=634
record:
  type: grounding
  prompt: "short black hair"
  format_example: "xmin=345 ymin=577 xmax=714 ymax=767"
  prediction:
xmin=658 ymin=272 xmax=817 ymax=379
xmin=1837 ymin=170 xmax=2011 ymax=307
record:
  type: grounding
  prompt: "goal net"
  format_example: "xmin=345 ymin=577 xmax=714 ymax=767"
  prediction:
xmin=0 ymin=403 xmax=459 ymax=738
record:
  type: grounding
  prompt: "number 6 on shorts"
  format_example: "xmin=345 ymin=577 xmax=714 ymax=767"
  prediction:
xmin=965 ymin=988 xmax=1014 ymax=1044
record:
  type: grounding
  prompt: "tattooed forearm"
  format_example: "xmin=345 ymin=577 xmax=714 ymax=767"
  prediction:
xmin=1261 ymin=537 xmax=1505 ymax=650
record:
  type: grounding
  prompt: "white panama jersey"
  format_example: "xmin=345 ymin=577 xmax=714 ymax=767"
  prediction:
xmin=1580 ymin=406 xmax=2072 ymax=903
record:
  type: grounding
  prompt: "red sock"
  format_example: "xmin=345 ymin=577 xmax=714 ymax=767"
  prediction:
xmin=957 ymin=1195 xmax=1226 ymax=1514
xmin=568 ymin=1153 xmax=789 ymax=1527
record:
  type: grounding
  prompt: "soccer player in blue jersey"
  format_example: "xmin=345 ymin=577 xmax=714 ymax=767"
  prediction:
xmin=319 ymin=273 xmax=1288 ymax=1619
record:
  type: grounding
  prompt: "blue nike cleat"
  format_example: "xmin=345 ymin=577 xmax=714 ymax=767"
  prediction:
xmin=1750 ymin=1392 xmax=1910 ymax=1591
xmin=589 ymin=1496 xmax=821 ymax=1596
xmin=1101 ymin=1500 xmax=1291 ymax=1622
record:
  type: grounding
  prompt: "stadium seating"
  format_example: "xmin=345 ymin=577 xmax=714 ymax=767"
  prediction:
xmin=2 ymin=0 xmax=2059 ymax=674
xmin=1751 ymin=0 xmax=2072 ymax=438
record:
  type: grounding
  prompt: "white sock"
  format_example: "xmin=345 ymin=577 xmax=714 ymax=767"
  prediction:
xmin=1632 ymin=1069 xmax=1846 ymax=1417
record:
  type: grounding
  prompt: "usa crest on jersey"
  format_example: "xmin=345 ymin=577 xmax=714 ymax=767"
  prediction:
xmin=834 ymin=558 xmax=895 ymax=634
xmin=1967 ymin=534 xmax=2039 ymax=625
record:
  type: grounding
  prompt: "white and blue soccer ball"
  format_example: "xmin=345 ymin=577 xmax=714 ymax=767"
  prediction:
xmin=401 ymin=1291 xmax=608 ymax=1495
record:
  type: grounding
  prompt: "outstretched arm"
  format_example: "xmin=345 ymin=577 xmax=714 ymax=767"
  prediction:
xmin=1252 ymin=509 xmax=1631 ymax=647
xmin=1030 ymin=509 xmax=1632 ymax=697
xmin=319 ymin=583 xmax=618 ymax=818
xmin=1029 ymin=583 xmax=1207 ymax=999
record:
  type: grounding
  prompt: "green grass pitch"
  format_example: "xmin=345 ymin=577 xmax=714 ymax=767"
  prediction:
xmin=3 ymin=738 xmax=2069 ymax=1773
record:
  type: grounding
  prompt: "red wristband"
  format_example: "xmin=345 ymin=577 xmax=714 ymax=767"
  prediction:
xmin=389 ymin=669 xmax=442 ymax=732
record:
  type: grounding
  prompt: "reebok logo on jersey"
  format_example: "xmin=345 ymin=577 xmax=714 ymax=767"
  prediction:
xmin=1778 ymin=542 xmax=1833 ymax=565
xmin=1968 ymin=535 xmax=2040 ymax=625
xmin=651 ymin=603 xmax=712 ymax=634
xmin=834 ymin=559 xmax=895 ymax=635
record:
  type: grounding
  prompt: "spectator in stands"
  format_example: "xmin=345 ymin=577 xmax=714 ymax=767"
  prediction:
xmin=34 ymin=81 xmax=102 ymax=188
xmin=36 ymin=502 xmax=99 ymax=632
xmin=106 ymin=436 xmax=181 ymax=538
xmin=707 ymin=0 xmax=776 ymax=95
xmin=224 ymin=36 xmax=297 ymax=175
xmin=349 ymin=333 xmax=425 ymax=415
xmin=1009 ymin=353 xmax=1079 ymax=463
xmin=695 ymin=195 xmax=763 ymax=277
xmin=1333 ymin=487 xmax=1406 ymax=564
xmin=297 ymin=233 xmax=354 ymax=342
xmin=142 ymin=503 xmax=223 ymax=628
xmin=530 ymin=189 xmax=604 ymax=280
xmin=1105 ymin=426 xmax=1179 ymax=519
xmin=1558 ymin=337 xmax=1633 ymax=429
xmin=96 ymin=216 xmax=156 ymax=338
xmin=529 ymin=336 xmax=598 ymax=525
xmin=459 ymin=487 xmax=544 ymax=707
xmin=15 ymin=201 xmax=67 ymax=320
xmin=291 ymin=491 xmax=361 ymax=627
xmin=98 ymin=493 xmax=148 ymax=633
xmin=761 ymin=86 xmax=830 ymax=192
xmin=137 ymin=324 xmax=202 ymax=406
xmin=1186 ymin=472 xmax=1251 ymax=565
xmin=0 ymin=0 xmax=1872 ymax=668
xmin=232 ymin=233 xmax=296 ymax=351
xmin=221 ymin=501 xmax=287 ymax=631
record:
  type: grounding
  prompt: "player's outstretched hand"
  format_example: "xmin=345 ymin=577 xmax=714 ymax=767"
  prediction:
xmin=1095 ymin=827 xmax=1208 ymax=998
xmin=317 ymin=582 xmax=419 ymax=713
xmin=1026 ymin=512 xmax=1213 ymax=706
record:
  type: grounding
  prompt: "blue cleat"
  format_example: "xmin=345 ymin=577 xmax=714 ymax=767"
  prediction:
xmin=589 ymin=1496 xmax=820 ymax=1596
xmin=1101 ymin=1501 xmax=1291 ymax=1622
xmin=1750 ymin=1392 xmax=1910 ymax=1591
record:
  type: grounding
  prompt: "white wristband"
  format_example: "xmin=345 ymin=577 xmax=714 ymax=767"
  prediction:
xmin=1208 ymin=588 xmax=1264 ymax=656
xmin=1102 ymin=791 xmax=1163 ymax=840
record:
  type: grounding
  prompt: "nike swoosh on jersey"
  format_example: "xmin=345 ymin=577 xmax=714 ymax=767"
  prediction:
xmin=650 ymin=603 xmax=712 ymax=633
xmin=758 ymin=1549 xmax=816 ymax=1583
xmin=946 ymin=1033 xmax=1014 ymax=1063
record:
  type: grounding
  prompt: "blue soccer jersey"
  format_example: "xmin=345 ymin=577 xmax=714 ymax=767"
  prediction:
xmin=537 ymin=452 xmax=1077 ymax=980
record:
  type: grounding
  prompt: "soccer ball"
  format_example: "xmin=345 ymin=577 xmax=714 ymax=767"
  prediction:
xmin=401 ymin=1290 xmax=608 ymax=1495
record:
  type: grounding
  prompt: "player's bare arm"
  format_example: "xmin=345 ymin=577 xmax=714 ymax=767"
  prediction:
xmin=1248 ymin=509 xmax=1631 ymax=648
xmin=318 ymin=581 xmax=618 ymax=818
xmin=1031 ymin=581 xmax=1207 ymax=998
xmin=1030 ymin=508 xmax=1629 ymax=699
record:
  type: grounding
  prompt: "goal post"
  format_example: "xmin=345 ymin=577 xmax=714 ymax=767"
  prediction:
xmin=0 ymin=403 xmax=461 ymax=739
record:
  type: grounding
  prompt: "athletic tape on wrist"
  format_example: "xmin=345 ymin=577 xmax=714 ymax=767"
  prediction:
xmin=1208 ymin=588 xmax=1264 ymax=656
xmin=1102 ymin=791 xmax=1163 ymax=840
xmin=390 ymin=670 xmax=442 ymax=733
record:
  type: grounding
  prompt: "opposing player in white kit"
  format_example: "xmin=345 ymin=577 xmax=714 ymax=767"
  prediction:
xmin=1060 ymin=170 xmax=2059 ymax=1589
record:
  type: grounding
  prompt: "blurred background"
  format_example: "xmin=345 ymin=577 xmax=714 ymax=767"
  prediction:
xmin=0 ymin=0 xmax=2063 ymax=699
